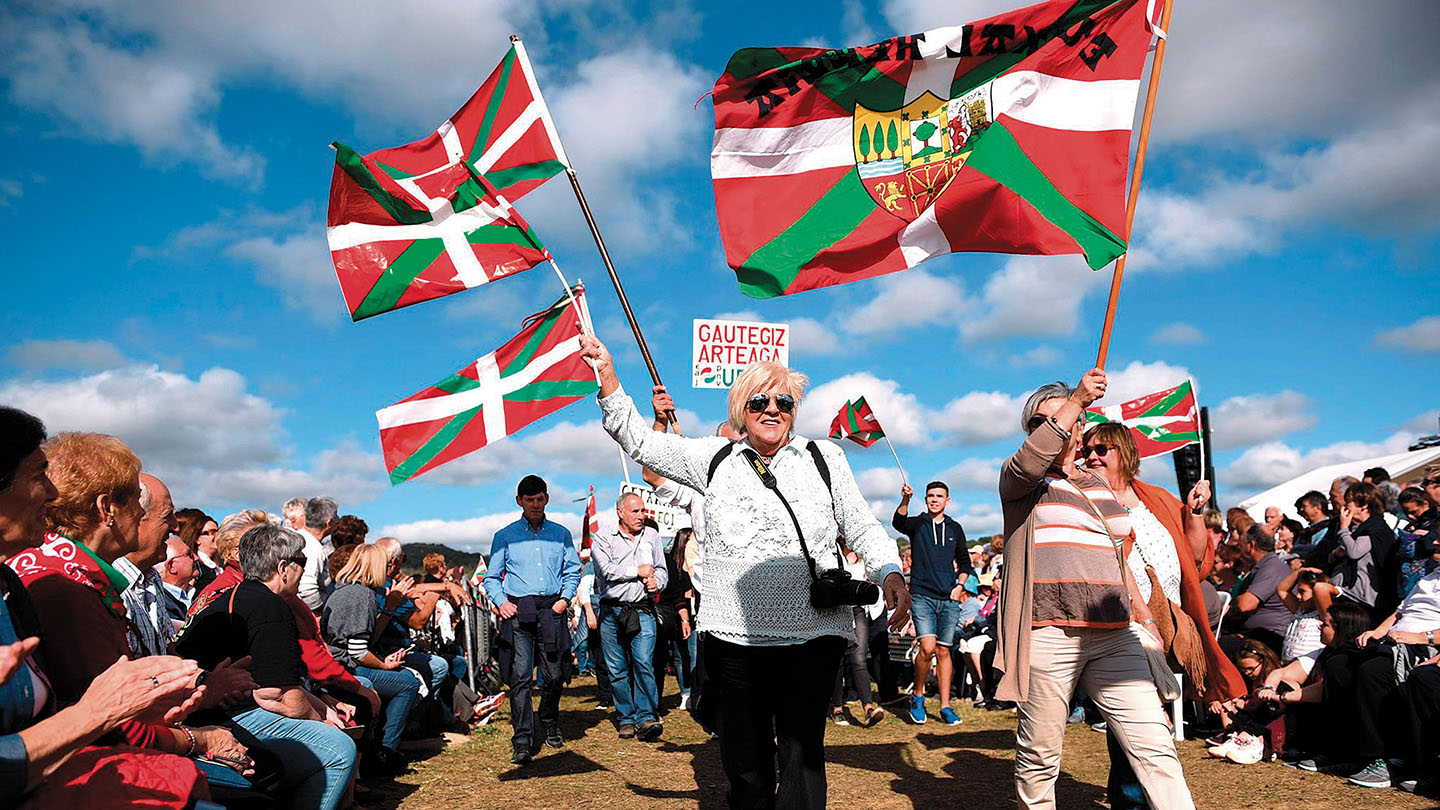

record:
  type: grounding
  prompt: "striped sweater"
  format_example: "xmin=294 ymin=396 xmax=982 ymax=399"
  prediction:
xmin=1031 ymin=471 xmax=1132 ymax=628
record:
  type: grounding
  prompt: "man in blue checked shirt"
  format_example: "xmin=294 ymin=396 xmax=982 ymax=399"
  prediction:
xmin=483 ymin=475 xmax=582 ymax=765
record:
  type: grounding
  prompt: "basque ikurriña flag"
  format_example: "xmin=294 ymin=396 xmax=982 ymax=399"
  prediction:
xmin=829 ymin=397 xmax=886 ymax=448
xmin=327 ymin=40 xmax=570 ymax=320
xmin=1084 ymin=380 xmax=1200 ymax=459
xmin=376 ymin=285 xmax=597 ymax=484
xmin=710 ymin=0 xmax=1161 ymax=298
xmin=582 ymin=486 xmax=599 ymax=555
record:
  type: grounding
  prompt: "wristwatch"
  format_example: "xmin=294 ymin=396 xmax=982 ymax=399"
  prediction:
xmin=1429 ymin=630 xmax=1435 ymax=645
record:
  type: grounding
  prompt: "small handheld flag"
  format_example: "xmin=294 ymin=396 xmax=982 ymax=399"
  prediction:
xmin=1084 ymin=379 xmax=1200 ymax=460
xmin=829 ymin=396 xmax=907 ymax=485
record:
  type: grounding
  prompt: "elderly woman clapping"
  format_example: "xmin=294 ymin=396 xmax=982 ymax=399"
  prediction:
xmin=994 ymin=371 xmax=1197 ymax=810
xmin=579 ymin=334 xmax=908 ymax=810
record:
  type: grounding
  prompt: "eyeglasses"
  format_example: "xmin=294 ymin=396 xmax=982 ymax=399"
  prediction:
xmin=1082 ymin=443 xmax=1112 ymax=458
xmin=745 ymin=393 xmax=795 ymax=414
xmin=285 ymin=555 xmax=307 ymax=568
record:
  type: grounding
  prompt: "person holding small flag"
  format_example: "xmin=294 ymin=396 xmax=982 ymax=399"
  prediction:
xmin=893 ymin=481 xmax=973 ymax=725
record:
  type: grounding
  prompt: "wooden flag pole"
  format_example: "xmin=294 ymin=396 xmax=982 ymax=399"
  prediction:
xmin=1095 ymin=0 xmax=1175 ymax=369
xmin=882 ymin=434 xmax=909 ymax=488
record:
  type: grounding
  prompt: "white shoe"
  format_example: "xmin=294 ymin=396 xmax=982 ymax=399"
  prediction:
xmin=1207 ymin=733 xmax=1238 ymax=758
xmin=1225 ymin=733 xmax=1265 ymax=765
xmin=679 ymin=694 xmax=690 ymax=711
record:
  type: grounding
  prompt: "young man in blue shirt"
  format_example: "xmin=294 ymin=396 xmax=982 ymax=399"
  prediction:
xmin=893 ymin=481 xmax=973 ymax=725
xmin=483 ymin=475 xmax=582 ymax=765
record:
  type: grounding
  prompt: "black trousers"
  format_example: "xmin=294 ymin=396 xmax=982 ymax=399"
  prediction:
xmin=1402 ymin=662 xmax=1440 ymax=767
xmin=586 ymin=622 xmax=614 ymax=703
xmin=507 ymin=620 xmax=565 ymax=749
xmin=706 ymin=634 xmax=845 ymax=810
xmin=1320 ymin=643 xmax=1409 ymax=761
xmin=831 ymin=608 xmax=874 ymax=707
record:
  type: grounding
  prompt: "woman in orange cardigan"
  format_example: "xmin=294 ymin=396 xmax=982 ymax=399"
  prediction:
xmin=1081 ymin=421 xmax=1246 ymax=810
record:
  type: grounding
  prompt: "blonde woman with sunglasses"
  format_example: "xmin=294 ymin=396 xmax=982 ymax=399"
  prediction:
xmin=580 ymin=333 xmax=909 ymax=810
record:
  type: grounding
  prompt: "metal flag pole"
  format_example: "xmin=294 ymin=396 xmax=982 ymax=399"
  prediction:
xmin=509 ymin=34 xmax=681 ymax=433
xmin=1095 ymin=0 xmax=1175 ymax=369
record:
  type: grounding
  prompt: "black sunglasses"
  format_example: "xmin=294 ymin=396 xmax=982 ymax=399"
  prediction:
xmin=285 ymin=554 xmax=307 ymax=568
xmin=746 ymin=393 xmax=796 ymax=414
xmin=1082 ymin=443 xmax=1112 ymax=458
xmin=1025 ymin=415 xmax=1047 ymax=433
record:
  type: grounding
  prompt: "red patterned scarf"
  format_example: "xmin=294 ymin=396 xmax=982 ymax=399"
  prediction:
xmin=7 ymin=533 xmax=130 ymax=619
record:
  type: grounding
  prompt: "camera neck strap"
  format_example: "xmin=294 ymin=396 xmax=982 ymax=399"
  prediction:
xmin=740 ymin=447 xmax=823 ymax=583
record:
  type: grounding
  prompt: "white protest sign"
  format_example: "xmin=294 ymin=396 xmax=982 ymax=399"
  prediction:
xmin=692 ymin=317 xmax=789 ymax=389
xmin=618 ymin=481 xmax=689 ymax=538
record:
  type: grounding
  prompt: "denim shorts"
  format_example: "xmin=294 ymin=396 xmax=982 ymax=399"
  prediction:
xmin=910 ymin=592 xmax=961 ymax=647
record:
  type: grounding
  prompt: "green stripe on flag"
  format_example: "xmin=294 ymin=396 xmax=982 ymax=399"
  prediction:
xmin=333 ymin=142 xmax=433 ymax=226
xmin=390 ymin=405 xmax=481 ymax=484
xmin=483 ymin=160 xmax=567 ymax=191
xmin=724 ymin=48 xmax=791 ymax=80
xmin=736 ymin=167 xmax=876 ymax=298
xmin=503 ymin=379 xmax=597 ymax=402
xmin=470 ymin=48 xmax=517 ymax=164
xmin=1147 ymin=382 xmax=1191 ymax=416
xmin=433 ymin=371 xmax=482 ymax=395
xmin=352 ymin=238 xmax=448 ymax=321
xmin=376 ymin=160 xmax=417 ymax=180
xmin=465 ymin=220 xmax=545 ymax=251
xmin=966 ymin=122 xmax=1126 ymax=269
xmin=500 ymin=308 xmax=565 ymax=375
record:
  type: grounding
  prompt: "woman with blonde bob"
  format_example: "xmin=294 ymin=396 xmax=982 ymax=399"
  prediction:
xmin=320 ymin=543 xmax=419 ymax=773
xmin=580 ymin=334 xmax=910 ymax=810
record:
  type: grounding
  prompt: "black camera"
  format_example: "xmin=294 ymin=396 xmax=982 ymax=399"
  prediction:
xmin=809 ymin=568 xmax=880 ymax=610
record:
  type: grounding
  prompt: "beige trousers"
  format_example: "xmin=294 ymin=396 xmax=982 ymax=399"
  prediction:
xmin=1015 ymin=625 xmax=1195 ymax=810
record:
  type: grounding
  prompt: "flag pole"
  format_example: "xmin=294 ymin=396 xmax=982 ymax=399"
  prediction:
xmin=1094 ymin=0 xmax=1175 ymax=369
xmin=882 ymin=434 xmax=909 ymax=488
xmin=545 ymin=257 xmax=603 ymax=390
xmin=508 ymin=35 xmax=680 ymax=433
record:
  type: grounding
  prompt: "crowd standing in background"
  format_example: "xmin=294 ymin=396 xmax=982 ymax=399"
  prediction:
xmin=2 ymin=373 xmax=1439 ymax=810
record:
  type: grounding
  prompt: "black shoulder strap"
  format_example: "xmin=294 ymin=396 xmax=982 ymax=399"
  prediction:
xmin=805 ymin=441 xmax=831 ymax=493
xmin=706 ymin=440 xmax=737 ymax=486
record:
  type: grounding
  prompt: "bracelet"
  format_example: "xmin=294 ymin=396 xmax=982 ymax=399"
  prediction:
xmin=180 ymin=726 xmax=197 ymax=757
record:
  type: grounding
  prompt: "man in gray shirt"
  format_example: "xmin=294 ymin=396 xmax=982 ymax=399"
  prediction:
xmin=593 ymin=492 xmax=668 ymax=741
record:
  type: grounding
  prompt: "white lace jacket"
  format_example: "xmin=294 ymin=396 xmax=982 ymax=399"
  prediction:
xmin=600 ymin=388 xmax=902 ymax=646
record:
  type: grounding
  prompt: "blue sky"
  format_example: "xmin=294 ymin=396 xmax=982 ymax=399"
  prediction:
xmin=2 ymin=0 xmax=1437 ymax=553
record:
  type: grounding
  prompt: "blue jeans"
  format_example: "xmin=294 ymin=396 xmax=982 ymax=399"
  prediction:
xmin=355 ymin=666 xmax=421 ymax=751
xmin=227 ymin=706 xmax=357 ymax=810
xmin=910 ymin=592 xmax=961 ymax=647
xmin=600 ymin=606 xmax=658 ymax=726
xmin=405 ymin=651 xmax=449 ymax=693
xmin=505 ymin=618 xmax=565 ymax=749
xmin=573 ymin=621 xmax=592 ymax=672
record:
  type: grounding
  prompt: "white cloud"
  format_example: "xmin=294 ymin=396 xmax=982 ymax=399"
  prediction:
xmin=3 ymin=339 xmax=129 ymax=371
xmin=881 ymin=0 xmax=1030 ymax=35
xmin=1150 ymin=323 xmax=1207 ymax=346
xmin=1101 ymin=360 xmax=1192 ymax=405
xmin=407 ymin=413 xmax=651 ymax=490
xmin=1210 ymin=390 xmax=1316 ymax=450
xmin=3 ymin=16 xmax=263 ymax=183
xmin=1223 ymin=430 xmax=1421 ymax=492
xmin=960 ymin=255 xmax=1108 ymax=342
xmin=0 ymin=179 xmax=22 ymax=208
xmin=225 ymin=227 xmax=343 ymax=322
xmin=933 ymin=391 xmax=1026 ymax=447
xmin=713 ymin=310 xmax=840 ymax=359
xmin=938 ymin=457 xmax=1001 ymax=492
xmin=841 ymin=0 xmax=878 ymax=45
xmin=798 ymin=372 xmax=929 ymax=446
xmin=0 ymin=365 xmax=386 ymax=509
xmin=840 ymin=269 xmax=968 ymax=337
xmin=1009 ymin=345 xmax=1062 ymax=367
xmin=1375 ymin=316 xmax=1440 ymax=354
xmin=1401 ymin=411 xmax=1439 ymax=436
xmin=379 ymin=510 xmax=584 ymax=556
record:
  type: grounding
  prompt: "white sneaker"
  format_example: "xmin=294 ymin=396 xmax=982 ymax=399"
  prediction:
xmin=679 ymin=694 xmax=690 ymax=711
xmin=1225 ymin=733 xmax=1265 ymax=765
xmin=1207 ymin=733 xmax=1238 ymax=758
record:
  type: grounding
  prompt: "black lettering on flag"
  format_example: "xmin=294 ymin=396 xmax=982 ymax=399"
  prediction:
xmin=944 ymin=24 xmax=974 ymax=58
xmin=1056 ymin=16 xmax=1096 ymax=46
xmin=1018 ymin=25 xmax=1045 ymax=54
xmin=896 ymin=32 xmax=926 ymax=60
xmin=979 ymin=24 xmax=1015 ymax=55
xmin=1079 ymin=32 xmax=1117 ymax=70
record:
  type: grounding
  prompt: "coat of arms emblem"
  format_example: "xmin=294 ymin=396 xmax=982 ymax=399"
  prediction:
xmin=854 ymin=84 xmax=994 ymax=222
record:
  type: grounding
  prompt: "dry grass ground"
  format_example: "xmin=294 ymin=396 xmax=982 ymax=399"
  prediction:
xmin=365 ymin=676 xmax=1437 ymax=810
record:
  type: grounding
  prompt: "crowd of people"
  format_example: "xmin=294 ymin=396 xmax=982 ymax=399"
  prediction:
xmin=4 ymin=347 xmax=1439 ymax=810
xmin=0 ymin=406 xmax=497 ymax=809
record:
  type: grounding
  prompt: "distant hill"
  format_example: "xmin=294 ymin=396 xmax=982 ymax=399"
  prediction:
xmin=399 ymin=542 xmax=485 ymax=577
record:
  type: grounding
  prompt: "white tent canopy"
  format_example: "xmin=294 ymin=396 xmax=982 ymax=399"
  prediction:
xmin=1236 ymin=446 xmax=1440 ymax=522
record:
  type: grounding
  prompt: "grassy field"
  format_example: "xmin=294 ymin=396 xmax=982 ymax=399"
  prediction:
xmin=365 ymin=676 xmax=1435 ymax=810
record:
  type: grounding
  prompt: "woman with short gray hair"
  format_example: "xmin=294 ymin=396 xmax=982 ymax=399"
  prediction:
xmin=179 ymin=523 xmax=358 ymax=810
xmin=995 ymin=368 xmax=1197 ymax=810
